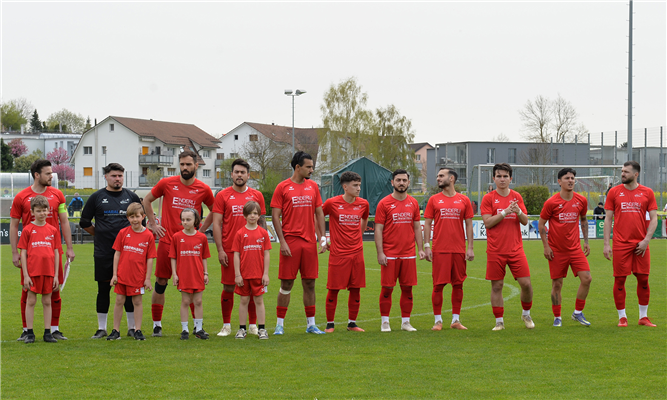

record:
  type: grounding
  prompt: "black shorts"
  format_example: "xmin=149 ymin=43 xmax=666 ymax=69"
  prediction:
xmin=95 ymin=257 xmax=114 ymax=282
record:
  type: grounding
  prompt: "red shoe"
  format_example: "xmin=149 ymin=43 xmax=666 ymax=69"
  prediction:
xmin=638 ymin=317 xmax=657 ymax=327
xmin=325 ymin=323 xmax=335 ymax=333
xmin=346 ymin=322 xmax=364 ymax=332
xmin=450 ymin=321 xmax=468 ymax=330
xmin=431 ymin=321 xmax=443 ymax=331
xmin=618 ymin=317 xmax=628 ymax=327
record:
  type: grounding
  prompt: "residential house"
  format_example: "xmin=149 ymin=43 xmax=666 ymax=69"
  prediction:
xmin=409 ymin=142 xmax=433 ymax=192
xmin=0 ymin=131 xmax=81 ymax=158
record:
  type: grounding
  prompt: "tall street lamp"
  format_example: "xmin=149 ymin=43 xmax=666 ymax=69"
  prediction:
xmin=284 ymin=89 xmax=306 ymax=154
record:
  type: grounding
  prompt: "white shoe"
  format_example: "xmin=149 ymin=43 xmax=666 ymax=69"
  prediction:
xmin=522 ymin=314 xmax=535 ymax=329
xmin=248 ymin=324 xmax=258 ymax=336
xmin=401 ymin=321 xmax=417 ymax=332
xmin=492 ymin=321 xmax=505 ymax=331
xmin=217 ymin=325 xmax=232 ymax=337
xmin=381 ymin=321 xmax=391 ymax=332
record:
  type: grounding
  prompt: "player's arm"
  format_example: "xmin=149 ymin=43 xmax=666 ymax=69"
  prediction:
xmin=79 ymin=193 xmax=96 ymax=235
xmin=52 ymin=248 xmax=59 ymax=288
xmin=202 ymin=258 xmax=209 ymax=285
xmin=423 ymin=218 xmax=433 ymax=262
xmin=10 ymin=217 xmax=21 ymax=268
xmin=538 ymin=217 xmax=553 ymax=260
xmin=482 ymin=213 xmax=505 ymax=229
xmin=360 ymin=217 xmax=369 ymax=237
xmin=465 ymin=218 xmax=474 ymax=261
xmin=315 ymin=206 xmax=327 ymax=252
xmin=510 ymin=200 xmax=529 ymax=225
xmin=234 ymin=252 xmax=243 ymax=286
xmin=211 ymin=212 xmax=227 ymax=267
xmin=258 ymin=215 xmax=267 ymax=230
xmin=143 ymin=193 xmax=165 ymax=238
xmin=262 ymin=249 xmax=270 ymax=286
xmin=145 ymin=258 xmax=154 ymax=291
xmin=603 ymin=210 xmax=614 ymax=260
xmin=111 ymin=250 xmax=120 ymax=286
xmin=272 ymin=207 xmax=291 ymax=257
xmin=374 ymin=223 xmax=387 ymax=266
xmin=199 ymin=210 xmax=214 ymax=234
xmin=20 ymin=250 xmax=32 ymax=290
xmin=58 ymin=203 xmax=76 ymax=261
xmin=171 ymin=258 xmax=178 ymax=285
xmin=636 ymin=210 xmax=658 ymax=256
xmin=413 ymin=220 xmax=425 ymax=259
xmin=580 ymin=214 xmax=590 ymax=256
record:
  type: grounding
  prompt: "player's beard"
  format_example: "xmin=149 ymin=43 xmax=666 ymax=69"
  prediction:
xmin=233 ymin=178 xmax=246 ymax=188
xmin=621 ymin=175 xmax=635 ymax=184
xmin=181 ymin=169 xmax=195 ymax=180
xmin=39 ymin=176 xmax=51 ymax=186
xmin=394 ymin=186 xmax=407 ymax=193
xmin=438 ymin=181 xmax=450 ymax=189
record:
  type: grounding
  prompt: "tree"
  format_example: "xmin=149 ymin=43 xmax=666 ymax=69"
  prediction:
xmin=1 ymin=102 xmax=27 ymax=131
xmin=240 ymin=134 xmax=292 ymax=182
xmin=492 ymin=133 xmax=511 ymax=142
xmin=7 ymin=138 xmax=28 ymax=157
xmin=46 ymin=109 xmax=86 ymax=133
xmin=519 ymin=94 xmax=588 ymax=143
xmin=46 ymin=147 xmax=70 ymax=165
xmin=84 ymin=116 xmax=92 ymax=131
xmin=367 ymin=105 xmax=419 ymax=179
xmin=13 ymin=149 xmax=43 ymax=172
xmin=30 ymin=110 xmax=41 ymax=132
xmin=146 ymin=168 xmax=163 ymax=186
xmin=52 ymin=164 xmax=75 ymax=182
xmin=1 ymin=139 xmax=14 ymax=171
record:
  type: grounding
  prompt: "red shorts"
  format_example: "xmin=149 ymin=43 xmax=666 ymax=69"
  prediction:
xmin=28 ymin=276 xmax=54 ymax=294
xmin=381 ymin=258 xmax=417 ymax=287
xmin=178 ymin=288 xmax=204 ymax=294
xmin=21 ymin=249 xmax=63 ymax=286
xmin=114 ymin=283 xmax=145 ymax=296
xmin=486 ymin=251 xmax=530 ymax=281
xmin=221 ymin=251 xmax=236 ymax=285
xmin=327 ymin=254 xmax=366 ymax=290
xmin=278 ymin=236 xmax=318 ymax=280
xmin=432 ymin=253 xmax=467 ymax=285
xmin=548 ymin=250 xmax=590 ymax=280
xmin=613 ymin=246 xmax=651 ymax=277
xmin=235 ymin=278 xmax=266 ymax=297
xmin=155 ymin=241 xmax=172 ymax=279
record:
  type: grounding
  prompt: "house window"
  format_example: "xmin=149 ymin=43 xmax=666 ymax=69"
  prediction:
xmin=142 ymin=146 xmax=149 ymax=155
xmin=142 ymin=167 xmax=148 ymax=175
xmin=416 ymin=154 xmax=421 ymax=161
xmin=529 ymin=148 xmax=538 ymax=163
xmin=249 ymin=134 xmax=258 ymax=142
xmin=217 ymin=153 xmax=224 ymax=160
xmin=84 ymin=146 xmax=92 ymax=155
xmin=551 ymin=149 xmax=559 ymax=164
xmin=660 ymin=153 xmax=666 ymax=168
xmin=167 ymin=168 xmax=176 ymax=176
xmin=486 ymin=148 xmax=495 ymax=164
xmin=203 ymin=169 xmax=211 ymax=178
xmin=508 ymin=148 xmax=516 ymax=164
xmin=83 ymin=167 xmax=92 ymax=176
xmin=54 ymin=143 xmax=58 ymax=149
xmin=201 ymin=150 xmax=210 ymax=158
xmin=234 ymin=135 xmax=239 ymax=140
xmin=102 ymin=146 xmax=107 ymax=155
xmin=109 ymin=123 xmax=114 ymax=132
xmin=230 ymin=153 xmax=238 ymax=159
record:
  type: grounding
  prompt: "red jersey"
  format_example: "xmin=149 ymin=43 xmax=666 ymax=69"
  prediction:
xmin=605 ymin=184 xmax=658 ymax=250
xmin=232 ymin=226 xmax=272 ymax=279
xmin=270 ymin=178 xmax=322 ymax=243
xmin=11 ymin=186 xmax=65 ymax=251
xmin=540 ymin=192 xmax=588 ymax=252
xmin=424 ymin=192 xmax=473 ymax=254
xmin=151 ymin=176 xmax=214 ymax=244
xmin=375 ymin=194 xmax=421 ymax=258
xmin=481 ymin=189 xmax=527 ymax=254
xmin=17 ymin=223 xmax=58 ymax=277
xmin=323 ymin=195 xmax=370 ymax=257
xmin=169 ymin=231 xmax=211 ymax=291
xmin=112 ymin=226 xmax=158 ymax=287
xmin=212 ymin=186 xmax=266 ymax=251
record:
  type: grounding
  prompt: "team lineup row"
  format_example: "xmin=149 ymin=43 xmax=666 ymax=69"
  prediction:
xmin=10 ymin=152 xmax=659 ymax=343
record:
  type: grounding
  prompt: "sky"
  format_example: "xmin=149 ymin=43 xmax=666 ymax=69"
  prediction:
xmin=2 ymin=1 xmax=665 ymax=146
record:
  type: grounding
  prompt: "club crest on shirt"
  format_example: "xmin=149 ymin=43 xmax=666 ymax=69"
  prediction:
xmin=45 ymin=235 xmax=54 ymax=241
xmin=193 ymin=244 xmax=202 ymax=250
xmin=256 ymin=237 xmax=265 ymax=243
xmin=454 ymin=200 xmax=461 ymax=204
xmin=634 ymin=193 xmax=644 ymax=197
xmin=245 ymin=196 xmax=254 ymax=200
xmin=189 ymin=190 xmax=199 ymax=194
xmin=304 ymin=186 xmax=312 ymax=191
xmin=120 ymin=199 xmax=130 ymax=204
xmin=138 ymin=242 xmax=149 ymax=247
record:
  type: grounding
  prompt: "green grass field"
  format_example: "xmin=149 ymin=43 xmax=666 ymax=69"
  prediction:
xmin=2 ymin=240 xmax=665 ymax=399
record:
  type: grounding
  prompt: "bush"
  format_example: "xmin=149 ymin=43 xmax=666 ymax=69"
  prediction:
xmin=514 ymin=185 xmax=550 ymax=215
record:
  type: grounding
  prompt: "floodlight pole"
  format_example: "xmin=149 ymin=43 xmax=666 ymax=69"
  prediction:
xmin=627 ymin=0 xmax=633 ymax=161
xmin=285 ymin=89 xmax=306 ymax=155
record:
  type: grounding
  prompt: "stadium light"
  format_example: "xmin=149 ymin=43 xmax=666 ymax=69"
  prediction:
xmin=285 ymin=89 xmax=306 ymax=154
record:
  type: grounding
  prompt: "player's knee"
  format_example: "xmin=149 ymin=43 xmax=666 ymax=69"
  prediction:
xmin=154 ymin=282 xmax=167 ymax=294
xmin=279 ymin=288 xmax=291 ymax=295
xmin=433 ymin=284 xmax=444 ymax=293
xmin=302 ymin=279 xmax=316 ymax=291
xmin=280 ymin=280 xmax=294 ymax=291
xmin=223 ymin=285 xmax=236 ymax=293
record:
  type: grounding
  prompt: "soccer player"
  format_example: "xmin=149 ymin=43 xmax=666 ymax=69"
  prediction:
xmin=10 ymin=159 xmax=76 ymax=341
xmin=481 ymin=163 xmax=535 ymax=330
xmin=538 ymin=168 xmax=592 ymax=327
xmin=603 ymin=161 xmax=658 ymax=327
xmin=80 ymin=163 xmax=142 ymax=339
xmin=322 ymin=171 xmax=370 ymax=333
xmin=270 ymin=151 xmax=327 ymax=335
xmin=143 ymin=150 xmax=215 ymax=337
xmin=18 ymin=196 xmax=60 ymax=344
xmin=375 ymin=169 xmax=425 ymax=332
xmin=423 ymin=168 xmax=474 ymax=331
xmin=211 ymin=158 xmax=266 ymax=337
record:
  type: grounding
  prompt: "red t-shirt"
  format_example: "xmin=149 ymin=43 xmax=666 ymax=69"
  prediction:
xmin=231 ymin=226 xmax=272 ymax=279
xmin=11 ymin=186 xmax=65 ymax=251
xmin=481 ymin=189 xmax=527 ymax=254
xmin=212 ymin=186 xmax=266 ymax=251
xmin=151 ymin=176 xmax=214 ymax=244
xmin=270 ymin=178 xmax=322 ymax=243
xmin=169 ymin=231 xmax=211 ymax=291
xmin=112 ymin=226 xmax=158 ymax=287
xmin=539 ymin=192 xmax=588 ymax=252
xmin=605 ymin=184 xmax=658 ymax=250
xmin=424 ymin=192 xmax=473 ymax=254
xmin=18 ymin=223 xmax=58 ymax=277
xmin=323 ymin=195 xmax=369 ymax=257
xmin=375 ymin=194 xmax=421 ymax=258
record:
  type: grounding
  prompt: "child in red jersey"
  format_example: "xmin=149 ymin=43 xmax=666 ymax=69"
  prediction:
xmin=108 ymin=203 xmax=157 ymax=341
xmin=170 ymin=208 xmax=211 ymax=340
xmin=18 ymin=195 xmax=59 ymax=344
xmin=232 ymin=201 xmax=271 ymax=339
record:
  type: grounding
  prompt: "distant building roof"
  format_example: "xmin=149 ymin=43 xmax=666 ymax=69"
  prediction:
xmin=242 ymin=122 xmax=321 ymax=162
xmin=112 ymin=116 xmax=220 ymax=149
xmin=409 ymin=142 xmax=433 ymax=152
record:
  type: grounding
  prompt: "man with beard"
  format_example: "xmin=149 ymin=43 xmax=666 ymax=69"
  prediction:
xmin=604 ymin=161 xmax=658 ymax=327
xmin=271 ymin=151 xmax=327 ymax=335
xmin=375 ymin=169 xmax=425 ymax=332
xmin=143 ymin=150 xmax=215 ymax=337
xmin=423 ymin=168 xmax=474 ymax=331
xmin=10 ymin=159 xmax=76 ymax=341
xmin=79 ymin=163 xmax=142 ymax=338
xmin=211 ymin=158 xmax=266 ymax=337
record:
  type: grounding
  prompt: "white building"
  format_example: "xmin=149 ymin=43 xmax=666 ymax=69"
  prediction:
xmin=71 ymin=116 xmax=220 ymax=189
xmin=0 ymin=131 xmax=81 ymax=158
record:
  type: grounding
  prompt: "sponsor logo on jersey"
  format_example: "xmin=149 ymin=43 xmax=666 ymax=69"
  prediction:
xmin=291 ymin=195 xmax=313 ymax=207
xmin=339 ymin=214 xmax=361 ymax=224
xmin=123 ymin=245 xmax=146 ymax=254
xmin=620 ymin=202 xmax=641 ymax=211
xmin=558 ymin=212 xmax=579 ymax=223
xmin=558 ymin=204 xmax=563 ymax=208
xmin=180 ymin=238 xmax=185 ymax=242
xmin=243 ymin=244 xmax=263 ymax=251
xmin=135 ymin=288 xmax=140 ymax=293
xmin=438 ymin=199 xmax=444 ymax=204
xmin=439 ymin=207 xmax=462 ymax=219
xmin=32 ymin=230 xmax=37 ymax=234
xmin=392 ymin=212 xmax=414 ymax=223
xmin=126 ymin=234 xmax=131 ymax=237
xmin=232 ymin=205 xmax=243 ymax=215
xmin=172 ymin=197 xmax=197 ymax=209
xmin=390 ymin=204 xmax=396 ymax=209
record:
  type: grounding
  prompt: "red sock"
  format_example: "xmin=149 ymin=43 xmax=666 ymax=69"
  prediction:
xmin=21 ymin=290 xmax=27 ymax=328
xmin=552 ymin=305 xmax=562 ymax=317
xmin=305 ymin=305 xmax=316 ymax=318
xmin=276 ymin=306 xmax=288 ymax=319
xmin=152 ymin=304 xmax=164 ymax=321
xmin=399 ymin=286 xmax=413 ymax=318
xmin=613 ymin=276 xmax=627 ymax=310
xmin=326 ymin=289 xmax=339 ymax=322
xmin=575 ymin=299 xmax=586 ymax=312
xmin=451 ymin=284 xmax=463 ymax=315
xmin=348 ymin=288 xmax=360 ymax=321
xmin=189 ymin=303 xmax=195 ymax=319
xmin=432 ymin=284 xmax=444 ymax=316
xmin=636 ymin=274 xmax=650 ymax=306
xmin=492 ymin=306 xmax=504 ymax=318
xmin=51 ymin=290 xmax=61 ymax=326
xmin=221 ymin=291 xmax=234 ymax=324
xmin=521 ymin=301 xmax=532 ymax=311
xmin=379 ymin=287 xmax=393 ymax=317
xmin=248 ymin=299 xmax=257 ymax=325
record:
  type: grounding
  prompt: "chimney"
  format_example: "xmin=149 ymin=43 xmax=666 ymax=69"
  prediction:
xmin=94 ymin=118 xmax=97 ymax=126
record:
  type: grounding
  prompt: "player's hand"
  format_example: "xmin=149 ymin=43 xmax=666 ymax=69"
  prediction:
xmin=235 ymin=275 xmax=244 ymax=287
xmin=418 ymin=249 xmax=426 ymax=260
xmin=110 ymin=276 xmax=118 ymax=286
xmin=424 ymin=248 xmax=433 ymax=262
xmin=66 ymin=247 xmax=76 ymax=262
xmin=53 ymin=277 xmax=59 ymax=289
xmin=543 ymin=245 xmax=554 ymax=261
xmin=635 ymin=239 xmax=649 ymax=257
xmin=603 ymin=244 xmax=612 ymax=261
xmin=204 ymin=274 xmax=209 ymax=285
xmin=23 ymin=276 xmax=32 ymax=291
xmin=466 ymin=248 xmax=475 ymax=261
xmin=144 ymin=279 xmax=152 ymax=291
xmin=377 ymin=252 xmax=387 ymax=266
xmin=582 ymin=243 xmax=591 ymax=257
xmin=262 ymin=274 xmax=270 ymax=287
xmin=149 ymin=222 xmax=166 ymax=238
xmin=173 ymin=275 xmax=179 ymax=286
xmin=280 ymin=240 xmax=292 ymax=257
xmin=218 ymin=251 xmax=228 ymax=267
xmin=319 ymin=240 xmax=329 ymax=254
xmin=12 ymin=253 xmax=21 ymax=268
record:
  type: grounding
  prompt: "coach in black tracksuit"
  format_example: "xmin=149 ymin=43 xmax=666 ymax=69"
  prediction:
xmin=79 ymin=163 xmax=142 ymax=339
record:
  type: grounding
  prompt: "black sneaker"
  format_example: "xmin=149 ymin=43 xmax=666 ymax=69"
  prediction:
xmin=106 ymin=329 xmax=121 ymax=340
xmin=51 ymin=330 xmax=68 ymax=340
xmin=194 ymin=330 xmax=209 ymax=340
xmin=44 ymin=332 xmax=58 ymax=343
xmin=152 ymin=326 xmax=163 ymax=337
xmin=127 ymin=329 xmax=136 ymax=337
xmin=180 ymin=330 xmax=189 ymax=340
xmin=134 ymin=330 xmax=146 ymax=341
xmin=17 ymin=331 xmax=28 ymax=341
xmin=91 ymin=329 xmax=108 ymax=339
xmin=24 ymin=333 xmax=36 ymax=344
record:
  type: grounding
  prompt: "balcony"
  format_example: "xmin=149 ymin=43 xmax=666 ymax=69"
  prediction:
xmin=139 ymin=154 xmax=174 ymax=166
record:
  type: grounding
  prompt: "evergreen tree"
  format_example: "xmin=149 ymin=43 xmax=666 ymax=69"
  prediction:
xmin=84 ymin=116 xmax=92 ymax=131
xmin=30 ymin=110 xmax=41 ymax=132
xmin=1 ymin=139 xmax=14 ymax=171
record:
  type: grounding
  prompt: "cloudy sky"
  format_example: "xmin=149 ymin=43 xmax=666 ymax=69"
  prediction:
xmin=2 ymin=1 xmax=665 ymax=145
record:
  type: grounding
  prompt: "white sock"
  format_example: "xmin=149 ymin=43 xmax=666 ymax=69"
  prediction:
xmin=522 ymin=309 xmax=530 ymax=316
xmin=401 ymin=317 xmax=410 ymax=324
xmin=617 ymin=309 xmax=627 ymax=319
xmin=574 ymin=309 xmax=582 ymax=315
xmin=328 ymin=321 xmax=335 ymax=324
xmin=223 ymin=323 xmax=231 ymax=328
xmin=181 ymin=321 xmax=189 ymax=332
xmin=23 ymin=328 xmax=28 ymax=332
xmin=306 ymin=317 xmax=315 ymax=327
xmin=153 ymin=321 xmax=162 ymax=328
xmin=51 ymin=326 xmax=59 ymax=333
xmin=639 ymin=305 xmax=648 ymax=319
xmin=496 ymin=317 xmax=504 ymax=323
xmin=97 ymin=313 xmax=108 ymax=330
xmin=348 ymin=320 xmax=355 ymax=324
xmin=434 ymin=315 xmax=443 ymax=323
xmin=381 ymin=316 xmax=389 ymax=323
xmin=249 ymin=323 xmax=257 ymax=327
xmin=276 ymin=318 xmax=284 ymax=326
xmin=194 ymin=318 xmax=203 ymax=331
xmin=452 ymin=314 xmax=460 ymax=324
xmin=126 ymin=312 xmax=135 ymax=330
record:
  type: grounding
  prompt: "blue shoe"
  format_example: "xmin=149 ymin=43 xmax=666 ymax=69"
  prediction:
xmin=306 ymin=325 xmax=326 ymax=334
xmin=571 ymin=312 xmax=591 ymax=326
xmin=553 ymin=317 xmax=562 ymax=327
xmin=273 ymin=325 xmax=284 ymax=335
